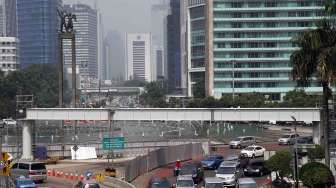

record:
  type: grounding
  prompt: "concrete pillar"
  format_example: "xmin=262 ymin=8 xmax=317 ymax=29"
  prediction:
xmin=22 ymin=120 xmax=33 ymax=160
xmin=312 ymin=121 xmax=321 ymax=145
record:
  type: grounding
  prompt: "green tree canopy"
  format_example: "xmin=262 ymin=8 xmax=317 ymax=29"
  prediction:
xmin=299 ymin=162 xmax=335 ymax=188
xmin=141 ymin=81 xmax=167 ymax=107
xmin=307 ymin=145 xmax=325 ymax=161
xmin=266 ymin=150 xmax=293 ymax=180
xmin=281 ymin=89 xmax=319 ymax=107
xmin=0 ymin=64 xmax=60 ymax=118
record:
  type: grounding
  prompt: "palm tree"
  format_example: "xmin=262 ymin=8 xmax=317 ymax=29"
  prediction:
xmin=291 ymin=17 xmax=336 ymax=166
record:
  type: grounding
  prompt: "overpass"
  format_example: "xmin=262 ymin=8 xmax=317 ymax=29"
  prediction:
xmin=20 ymin=108 xmax=320 ymax=159
xmin=26 ymin=108 xmax=320 ymax=122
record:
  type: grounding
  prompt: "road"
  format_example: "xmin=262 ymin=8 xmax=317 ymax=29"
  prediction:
xmin=133 ymin=142 xmax=289 ymax=187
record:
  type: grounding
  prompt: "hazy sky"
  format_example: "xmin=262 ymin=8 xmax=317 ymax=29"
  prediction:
xmin=64 ymin=0 xmax=163 ymax=34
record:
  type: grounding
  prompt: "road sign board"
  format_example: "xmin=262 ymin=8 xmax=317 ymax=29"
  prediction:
xmin=72 ymin=145 xmax=79 ymax=152
xmin=102 ymin=137 xmax=125 ymax=150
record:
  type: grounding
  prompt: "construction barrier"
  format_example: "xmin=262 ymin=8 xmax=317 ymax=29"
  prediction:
xmin=124 ymin=143 xmax=204 ymax=182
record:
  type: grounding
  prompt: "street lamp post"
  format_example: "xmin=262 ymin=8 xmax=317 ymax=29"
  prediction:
xmin=291 ymin=116 xmax=299 ymax=188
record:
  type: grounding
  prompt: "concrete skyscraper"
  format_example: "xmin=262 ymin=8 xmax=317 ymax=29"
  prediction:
xmin=64 ymin=4 xmax=98 ymax=80
xmin=0 ymin=0 xmax=17 ymax=37
xmin=17 ymin=0 xmax=62 ymax=66
xmin=126 ymin=33 xmax=154 ymax=82
xmin=186 ymin=0 xmax=324 ymax=99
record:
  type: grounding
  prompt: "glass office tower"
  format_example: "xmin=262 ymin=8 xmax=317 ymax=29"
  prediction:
xmin=17 ymin=0 xmax=62 ymax=66
xmin=187 ymin=0 xmax=324 ymax=99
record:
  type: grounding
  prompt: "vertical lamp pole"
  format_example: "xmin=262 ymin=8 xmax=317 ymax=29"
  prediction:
xmin=291 ymin=116 xmax=299 ymax=188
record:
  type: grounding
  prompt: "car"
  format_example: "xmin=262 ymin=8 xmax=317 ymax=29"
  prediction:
xmin=229 ymin=136 xmax=256 ymax=149
xmin=243 ymin=160 xmax=269 ymax=177
xmin=240 ymin=145 xmax=265 ymax=158
xmin=236 ymin=178 xmax=257 ymax=188
xmin=2 ymin=118 xmax=17 ymax=126
xmin=204 ymin=177 xmax=225 ymax=188
xmin=178 ymin=162 xmax=204 ymax=184
xmin=201 ymin=155 xmax=224 ymax=170
xmin=278 ymin=134 xmax=300 ymax=145
xmin=297 ymin=136 xmax=313 ymax=145
xmin=176 ymin=176 xmax=196 ymax=188
xmin=74 ymin=180 xmax=100 ymax=188
xmin=216 ymin=162 xmax=241 ymax=187
xmin=15 ymin=176 xmax=36 ymax=188
xmin=11 ymin=161 xmax=47 ymax=182
xmin=148 ymin=177 xmax=172 ymax=188
xmin=224 ymin=154 xmax=250 ymax=169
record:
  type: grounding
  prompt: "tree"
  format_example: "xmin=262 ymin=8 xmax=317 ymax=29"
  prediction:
xmin=307 ymin=145 xmax=325 ymax=161
xmin=0 ymin=64 xmax=60 ymax=118
xmin=192 ymin=78 xmax=205 ymax=98
xmin=299 ymin=162 xmax=335 ymax=188
xmin=281 ymin=90 xmax=319 ymax=107
xmin=290 ymin=17 xmax=336 ymax=166
xmin=141 ymin=81 xmax=167 ymax=107
xmin=266 ymin=150 xmax=293 ymax=180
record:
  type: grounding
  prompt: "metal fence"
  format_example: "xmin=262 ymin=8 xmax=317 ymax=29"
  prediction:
xmin=123 ymin=143 xmax=204 ymax=182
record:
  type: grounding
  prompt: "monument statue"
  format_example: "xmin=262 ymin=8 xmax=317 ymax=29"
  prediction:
xmin=58 ymin=9 xmax=77 ymax=33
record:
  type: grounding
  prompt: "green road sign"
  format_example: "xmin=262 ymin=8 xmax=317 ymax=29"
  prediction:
xmin=103 ymin=137 xmax=125 ymax=150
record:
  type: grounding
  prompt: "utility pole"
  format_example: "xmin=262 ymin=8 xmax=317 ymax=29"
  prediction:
xmin=291 ymin=116 xmax=299 ymax=188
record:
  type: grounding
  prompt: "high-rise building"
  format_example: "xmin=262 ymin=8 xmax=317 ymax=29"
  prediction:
xmin=17 ymin=0 xmax=62 ymax=66
xmin=97 ymin=6 xmax=105 ymax=81
xmin=0 ymin=37 xmax=19 ymax=73
xmin=103 ymin=40 xmax=111 ymax=80
xmin=186 ymin=0 xmax=323 ymax=99
xmin=0 ymin=0 xmax=17 ymax=37
xmin=125 ymin=33 xmax=153 ymax=82
xmin=105 ymin=30 xmax=125 ymax=81
xmin=64 ymin=4 xmax=98 ymax=79
xmin=180 ymin=0 xmax=188 ymax=94
xmin=167 ymin=0 xmax=182 ymax=93
xmin=154 ymin=45 xmax=165 ymax=79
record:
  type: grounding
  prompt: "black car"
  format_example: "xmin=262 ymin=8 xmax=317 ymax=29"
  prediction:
xmin=297 ymin=136 xmax=313 ymax=145
xmin=179 ymin=162 xmax=204 ymax=184
xmin=243 ymin=160 xmax=269 ymax=177
xmin=148 ymin=177 xmax=172 ymax=188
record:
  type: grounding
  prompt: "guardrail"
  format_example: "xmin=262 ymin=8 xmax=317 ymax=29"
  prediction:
xmin=103 ymin=177 xmax=136 ymax=188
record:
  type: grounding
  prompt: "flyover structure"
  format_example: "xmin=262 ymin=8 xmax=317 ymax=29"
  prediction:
xmin=26 ymin=108 xmax=320 ymax=122
xmin=21 ymin=108 xmax=320 ymax=159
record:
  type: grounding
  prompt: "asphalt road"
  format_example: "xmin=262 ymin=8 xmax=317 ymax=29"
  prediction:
xmin=144 ymin=143 xmax=289 ymax=188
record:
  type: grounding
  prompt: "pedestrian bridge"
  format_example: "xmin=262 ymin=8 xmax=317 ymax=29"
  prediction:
xmin=20 ymin=107 xmax=320 ymax=160
xmin=26 ymin=108 xmax=320 ymax=122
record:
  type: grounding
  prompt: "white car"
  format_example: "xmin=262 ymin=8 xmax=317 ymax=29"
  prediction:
xmin=176 ymin=176 xmax=196 ymax=188
xmin=2 ymin=119 xmax=17 ymax=126
xmin=240 ymin=145 xmax=265 ymax=158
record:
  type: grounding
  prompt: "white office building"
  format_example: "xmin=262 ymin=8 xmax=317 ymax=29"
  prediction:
xmin=126 ymin=33 xmax=154 ymax=82
xmin=0 ymin=37 xmax=19 ymax=73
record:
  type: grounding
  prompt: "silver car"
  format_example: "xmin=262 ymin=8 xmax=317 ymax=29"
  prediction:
xmin=176 ymin=176 xmax=196 ymax=188
xmin=278 ymin=134 xmax=299 ymax=145
xmin=229 ymin=136 xmax=256 ymax=149
xmin=216 ymin=162 xmax=241 ymax=187
xmin=11 ymin=161 xmax=47 ymax=182
xmin=236 ymin=178 xmax=257 ymax=188
xmin=204 ymin=177 xmax=224 ymax=188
